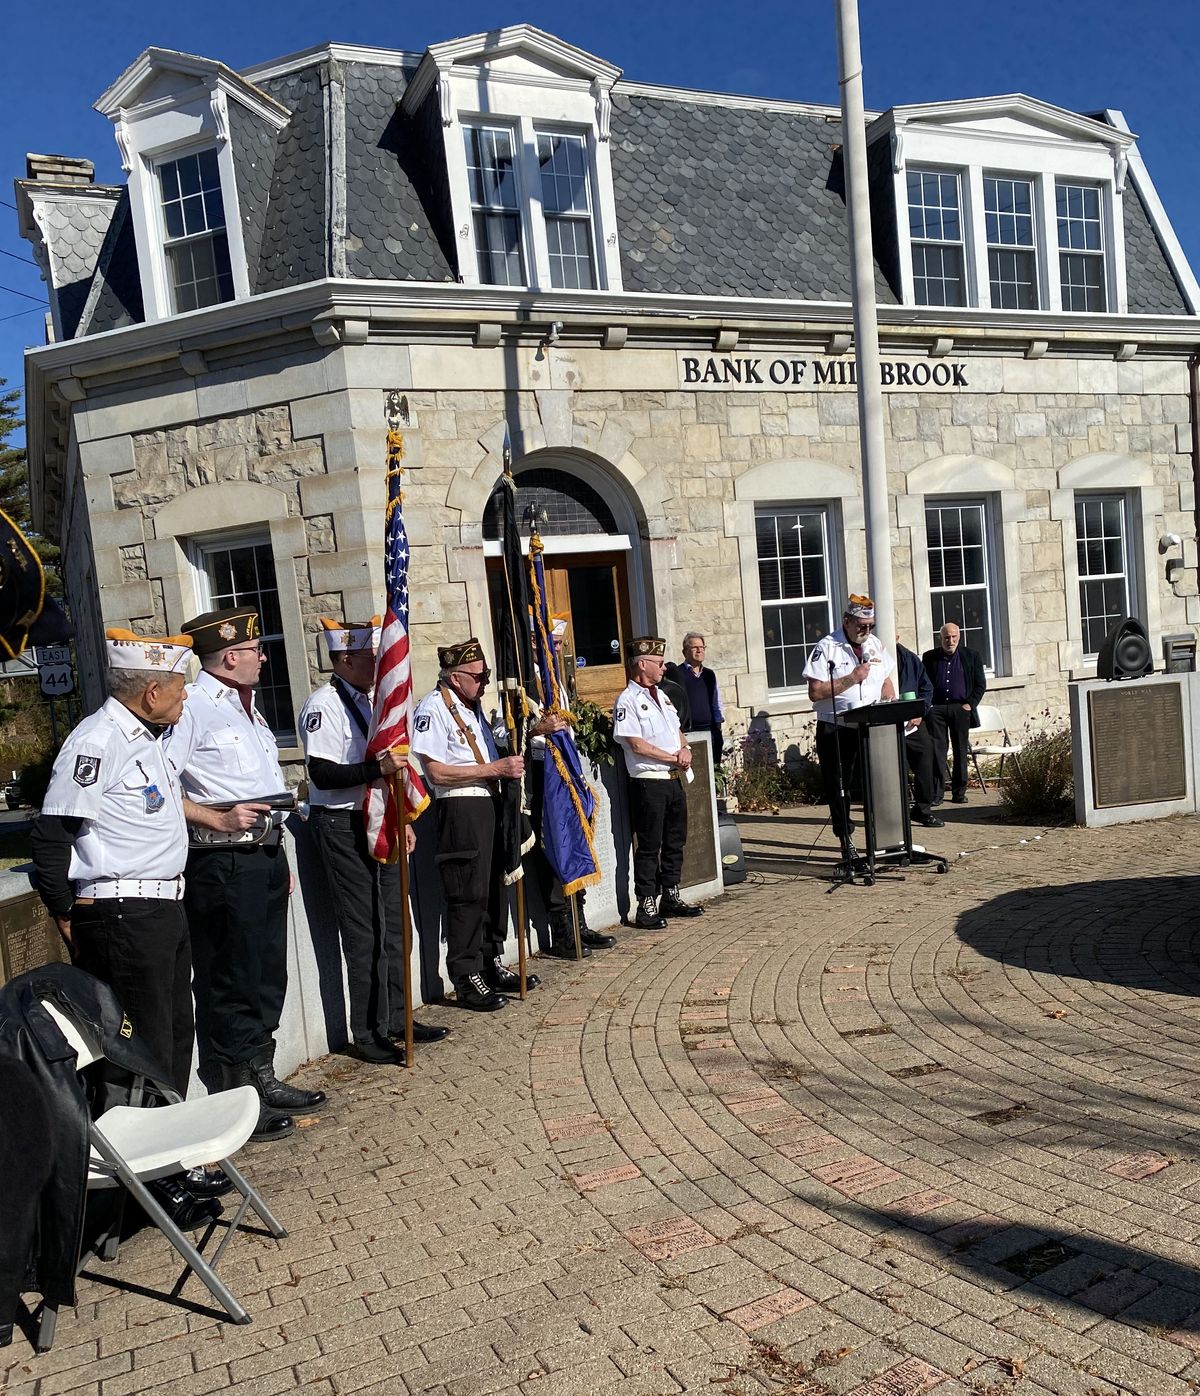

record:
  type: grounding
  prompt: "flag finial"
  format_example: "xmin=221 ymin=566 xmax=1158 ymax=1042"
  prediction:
xmin=502 ymin=422 xmax=513 ymax=477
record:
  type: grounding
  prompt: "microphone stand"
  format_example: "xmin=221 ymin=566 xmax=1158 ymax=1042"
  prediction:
xmin=828 ymin=657 xmax=858 ymax=885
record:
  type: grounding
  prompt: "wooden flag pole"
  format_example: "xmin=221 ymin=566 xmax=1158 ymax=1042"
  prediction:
xmin=390 ymin=763 xmax=415 ymax=1067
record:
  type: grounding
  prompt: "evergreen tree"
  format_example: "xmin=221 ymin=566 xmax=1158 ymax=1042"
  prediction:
xmin=0 ymin=378 xmax=59 ymax=582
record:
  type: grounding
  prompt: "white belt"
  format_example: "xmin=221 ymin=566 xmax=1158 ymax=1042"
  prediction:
xmin=632 ymin=770 xmax=674 ymax=781
xmin=439 ymin=786 xmax=494 ymax=799
xmin=76 ymin=875 xmax=185 ymax=901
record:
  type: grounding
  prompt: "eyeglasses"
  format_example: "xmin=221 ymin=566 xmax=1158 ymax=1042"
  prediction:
xmin=229 ymin=643 xmax=265 ymax=656
xmin=456 ymin=667 xmax=491 ymax=684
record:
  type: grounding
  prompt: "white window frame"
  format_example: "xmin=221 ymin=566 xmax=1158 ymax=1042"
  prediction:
xmin=462 ymin=122 xmax=529 ymax=288
xmin=1073 ymin=492 xmax=1136 ymax=658
xmin=152 ymin=142 xmax=236 ymax=315
xmin=906 ymin=167 xmax=970 ymax=308
xmin=923 ymin=497 xmax=1001 ymax=672
xmin=1055 ymin=180 xmax=1108 ymax=313
xmin=188 ymin=529 xmax=298 ymax=742
xmin=884 ymin=106 xmax=1128 ymax=313
xmin=983 ymin=170 xmax=1041 ymax=310
xmin=754 ymin=503 xmax=842 ymax=696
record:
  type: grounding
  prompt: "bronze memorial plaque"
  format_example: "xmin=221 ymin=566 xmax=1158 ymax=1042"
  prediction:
xmin=680 ymin=738 xmax=718 ymax=888
xmin=1088 ymin=682 xmax=1187 ymax=808
xmin=0 ymin=888 xmax=68 ymax=986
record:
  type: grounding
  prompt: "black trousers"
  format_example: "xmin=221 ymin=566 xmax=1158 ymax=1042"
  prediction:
xmin=815 ymin=720 xmax=862 ymax=840
xmin=185 ymin=844 xmax=289 ymax=1066
xmin=927 ymin=703 xmax=972 ymax=798
xmin=629 ymin=777 xmax=687 ymax=900
xmin=905 ymin=721 xmax=938 ymax=813
xmin=310 ymin=806 xmax=407 ymax=1042
xmin=433 ymin=795 xmax=504 ymax=983
xmin=71 ymin=897 xmax=194 ymax=1094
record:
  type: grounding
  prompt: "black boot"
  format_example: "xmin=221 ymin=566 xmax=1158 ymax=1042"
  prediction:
xmin=574 ymin=900 xmax=616 ymax=949
xmin=220 ymin=1061 xmax=295 ymax=1141
xmin=249 ymin=1041 xmax=328 ymax=1112
xmin=660 ymin=886 xmax=703 ymax=918
xmin=634 ymin=895 xmax=667 ymax=930
xmin=545 ymin=922 xmax=591 ymax=959
xmin=146 ymin=1175 xmax=222 ymax=1230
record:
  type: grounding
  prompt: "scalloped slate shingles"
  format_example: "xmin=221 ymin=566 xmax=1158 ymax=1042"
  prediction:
xmin=81 ymin=189 xmax=143 ymax=334
xmin=228 ymin=99 xmax=279 ymax=295
xmin=610 ymin=93 xmax=897 ymax=304
xmin=342 ymin=62 xmax=455 ymax=283
xmin=37 ymin=193 xmax=117 ymax=338
xmin=256 ymin=65 xmax=327 ymax=291
xmin=1123 ymin=180 xmax=1188 ymax=314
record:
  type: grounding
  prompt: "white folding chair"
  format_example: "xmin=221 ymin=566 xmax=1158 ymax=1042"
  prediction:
xmin=968 ymin=703 xmax=1024 ymax=791
xmin=36 ymin=999 xmax=287 ymax=1350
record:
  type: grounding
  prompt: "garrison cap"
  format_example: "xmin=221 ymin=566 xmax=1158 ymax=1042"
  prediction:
xmin=627 ymin=636 xmax=667 ymax=659
xmin=438 ymin=636 xmax=486 ymax=669
xmin=844 ymin=593 xmax=875 ymax=621
xmin=319 ymin=615 xmax=381 ymax=655
xmin=105 ymin=627 xmax=193 ymax=674
xmin=182 ymin=607 xmax=261 ymax=657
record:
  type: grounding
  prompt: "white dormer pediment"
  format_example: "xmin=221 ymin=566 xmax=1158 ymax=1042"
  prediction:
xmin=870 ymin=94 xmax=1135 ymax=158
xmin=402 ymin=24 xmax=621 ymax=116
xmin=95 ymin=48 xmax=289 ymax=131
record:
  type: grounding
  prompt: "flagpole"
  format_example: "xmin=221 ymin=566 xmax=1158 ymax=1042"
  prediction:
xmin=390 ymin=766 xmax=415 ymax=1066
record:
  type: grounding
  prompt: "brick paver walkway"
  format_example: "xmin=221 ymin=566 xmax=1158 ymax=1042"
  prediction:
xmin=6 ymin=795 xmax=1200 ymax=1396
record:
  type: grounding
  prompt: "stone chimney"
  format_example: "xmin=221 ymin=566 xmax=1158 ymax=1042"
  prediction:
xmin=24 ymin=153 xmax=95 ymax=186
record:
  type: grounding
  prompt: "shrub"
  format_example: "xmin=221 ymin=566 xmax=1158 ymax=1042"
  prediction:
xmin=998 ymin=720 xmax=1074 ymax=822
xmin=570 ymin=698 xmax=615 ymax=767
xmin=722 ymin=726 xmax=823 ymax=812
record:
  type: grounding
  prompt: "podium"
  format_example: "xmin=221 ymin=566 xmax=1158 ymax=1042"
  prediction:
xmin=836 ymin=700 xmax=948 ymax=884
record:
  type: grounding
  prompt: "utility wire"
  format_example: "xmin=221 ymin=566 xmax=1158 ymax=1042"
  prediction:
xmin=0 ymin=284 xmax=45 ymax=304
xmin=0 ymin=306 xmax=43 ymax=323
xmin=0 ymin=248 xmax=36 ymax=267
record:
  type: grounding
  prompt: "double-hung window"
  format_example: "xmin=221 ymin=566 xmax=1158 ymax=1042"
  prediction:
xmin=1057 ymin=181 xmax=1107 ymax=311
xmin=907 ymin=169 xmax=966 ymax=307
xmin=926 ymin=500 xmax=996 ymax=669
xmin=1075 ymin=495 xmax=1131 ymax=655
xmin=193 ymin=534 xmax=296 ymax=742
xmin=984 ymin=174 xmax=1038 ymax=309
xmin=157 ymin=149 xmax=234 ymax=312
xmin=756 ymin=507 xmax=837 ymax=691
xmin=537 ymin=132 xmax=596 ymax=289
xmin=464 ymin=125 xmax=525 ymax=287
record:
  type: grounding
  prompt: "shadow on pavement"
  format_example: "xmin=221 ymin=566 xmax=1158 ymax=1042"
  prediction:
xmin=955 ymin=875 xmax=1200 ymax=998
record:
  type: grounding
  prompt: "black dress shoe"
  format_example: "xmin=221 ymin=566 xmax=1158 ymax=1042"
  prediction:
xmin=148 ymin=1176 xmax=222 ymax=1230
xmin=931 ymin=794 xmax=945 ymax=807
xmin=456 ymin=973 xmax=508 ymax=1011
xmin=951 ymin=792 xmax=968 ymax=804
xmin=183 ymin=1166 xmax=236 ymax=1198
xmin=660 ymin=886 xmax=703 ymax=918
xmin=910 ymin=808 xmax=945 ymax=828
xmin=411 ymin=1020 xmax=450 ymax=1043
xmin=351 ymin=1035 xmax=407 ymax=1065
xmin=581 ymin=927 xmax=617 ymax=949
xmin=486 ymin=959 xmax=540 ymax=992
xmin=634 ymin=896 xmax=667 ymax=930
xmin=545 ymin=936 xmax=591 ymax=960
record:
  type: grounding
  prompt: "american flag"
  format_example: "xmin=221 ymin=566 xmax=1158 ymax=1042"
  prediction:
xmin=364 ymin=429 xmax=428 ymax=862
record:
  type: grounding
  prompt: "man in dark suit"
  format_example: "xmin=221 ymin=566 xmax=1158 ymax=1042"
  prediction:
xmin=921 ymin=622 xmax=987 ymax=805
xmin=896 ymin=638 xmax=942 ymax=829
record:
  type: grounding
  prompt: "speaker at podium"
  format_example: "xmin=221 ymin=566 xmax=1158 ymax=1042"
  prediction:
xmin=1096 ymin=617 xmax=1153 ymax=681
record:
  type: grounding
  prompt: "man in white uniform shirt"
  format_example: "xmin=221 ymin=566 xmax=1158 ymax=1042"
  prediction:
xmin=32 ymin=629 xmax=233 ymax=1225
xmin=411 ymin=637 xmax=534 ymax=1012
xmin=299 ymin=617 xmax=448 ymax=1064
xmin=613 ymin=636 xmax=704 ymax=930
xmin=169 ymin=606 xmax=325 ymax=1140
xmin=803 ymin=593 xmax=896 ymax=855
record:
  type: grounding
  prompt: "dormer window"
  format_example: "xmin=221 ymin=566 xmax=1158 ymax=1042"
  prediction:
xmin=404 ymin=25 xmax=623 ymax=294
xmin=907 ymin=170 xmax=965 ymax=307
xmin=157 ymin=149 xmax=234 ymax=311
xmin=984 ymin=174 xmax=1038 ymax=310
xmin=1056 ymin=181 xmax=1107 ymax=311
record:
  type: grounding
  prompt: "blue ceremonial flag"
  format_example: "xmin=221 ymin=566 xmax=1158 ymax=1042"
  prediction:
xmin=527 ymin=533 xmax=601 ymax=896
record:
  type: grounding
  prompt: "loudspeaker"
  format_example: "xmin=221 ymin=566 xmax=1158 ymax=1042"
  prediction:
xmin=1096 ymin=617 xmax=1153 ymax=681
xmin=718 ymin=813 xmax=747 ymax=885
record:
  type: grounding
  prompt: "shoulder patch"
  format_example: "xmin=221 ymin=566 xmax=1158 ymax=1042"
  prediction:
xmin=305 ymin=711 xmax=322 ymax=732
xmin=416 ymin=714 xmax=431 ymax=732
xmin=615 ymin=707 xmax=626 ymax=721
xmin=73 ymin=754 xmax=101 ymax=787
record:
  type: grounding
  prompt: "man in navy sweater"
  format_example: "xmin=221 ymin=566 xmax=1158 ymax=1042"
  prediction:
xmin=921 ymin=623 xmax=987 ymax=804
xmin=665 ymin=633 xmax=725 ymax=766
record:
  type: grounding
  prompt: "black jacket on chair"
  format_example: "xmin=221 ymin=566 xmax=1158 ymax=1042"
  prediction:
xmin=0 ymin=963 xmax=169 ymax=1309
xmin=921 ymin=645 xmax=987 ymax=729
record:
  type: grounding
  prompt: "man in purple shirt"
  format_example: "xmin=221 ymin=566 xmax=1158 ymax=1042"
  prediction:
xmin=920 ymin=623 xmax=987 ymax=804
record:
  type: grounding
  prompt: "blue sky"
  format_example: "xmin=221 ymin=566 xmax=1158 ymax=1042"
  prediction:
xmin=2 ymin=0 xmax=1197 ymax=442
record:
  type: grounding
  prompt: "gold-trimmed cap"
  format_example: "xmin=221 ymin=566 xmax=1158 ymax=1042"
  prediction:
xmin=105 ymin=627 xmax=193 ymax=674
xmin=845 ymin=593 xmax=875 ymax=621
xmin=319 ymin=615 xmax=382 ymax=654
xmin=438 ymin=636 xmax=485 ymax=669
xmin=181 ymin=607 xmax=261 ymax=657
xmin=626 ymin=636 xmax=667 ymax=659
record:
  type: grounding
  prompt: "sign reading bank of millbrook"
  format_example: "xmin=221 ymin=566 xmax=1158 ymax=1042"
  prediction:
xmin=678 ymin=353 xmax=970 ymax=391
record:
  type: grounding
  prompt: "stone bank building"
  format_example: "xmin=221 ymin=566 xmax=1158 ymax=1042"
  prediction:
xmin=16 ymin=24 xmax=1200 ymax=760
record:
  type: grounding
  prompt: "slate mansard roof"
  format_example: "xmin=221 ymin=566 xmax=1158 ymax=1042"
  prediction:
xmin=15 ymin=38 xmax=1194 ymax=339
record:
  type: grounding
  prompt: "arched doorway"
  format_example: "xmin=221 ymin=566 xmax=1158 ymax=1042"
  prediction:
xmin=482 ymin=455 xmax=641 ymax=707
